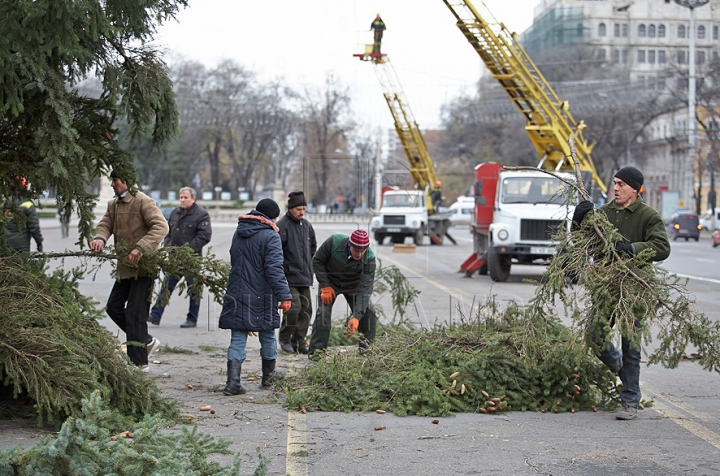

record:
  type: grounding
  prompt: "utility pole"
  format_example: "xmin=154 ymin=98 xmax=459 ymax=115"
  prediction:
xmin=675 ymin=0 xmax=709 ymax=211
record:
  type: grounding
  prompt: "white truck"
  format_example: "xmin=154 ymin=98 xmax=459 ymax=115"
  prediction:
xmin=460 ymin=162 xmax=573 ymax=282
xmin=371 ymin=189 xmax=454 ymax=246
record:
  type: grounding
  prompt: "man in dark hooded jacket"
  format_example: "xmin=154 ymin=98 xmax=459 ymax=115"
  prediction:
xmin=218 ymin=198 xmax=292 ymax=395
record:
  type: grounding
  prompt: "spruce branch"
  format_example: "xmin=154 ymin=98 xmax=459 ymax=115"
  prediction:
xmin=529 ymin=134 xmax=720 ymax=373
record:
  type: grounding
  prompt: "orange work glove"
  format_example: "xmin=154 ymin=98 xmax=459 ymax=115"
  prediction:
xmin=346 ymin=317 xmax=360 ymax=337
xmin=278 ymin=300 xmax=292 ymax=312
xmin=320 ymin=287 xmax=336 ymax=305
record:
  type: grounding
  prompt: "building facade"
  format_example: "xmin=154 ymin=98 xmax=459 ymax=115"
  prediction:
xmin=522 ymin=0 xmax=720 ymax=88
xmin=520 ymin=0 xmax=720 ymax=212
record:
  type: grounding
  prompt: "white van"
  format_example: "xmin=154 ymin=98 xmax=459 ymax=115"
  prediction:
xmin=700 ymin=209 xmax=720 ymax=230
xmin=448 ymin=196 xmax=474 ymax=226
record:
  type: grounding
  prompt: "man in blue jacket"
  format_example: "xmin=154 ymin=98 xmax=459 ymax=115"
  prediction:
xmin=147 ymin=186 xmax=212 ymax=328
xmin=218 ymin=198 xmax=292 ymax=395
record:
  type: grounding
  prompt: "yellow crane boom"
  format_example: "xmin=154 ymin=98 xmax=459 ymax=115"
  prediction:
xmin=354 ymin=51 xmax=442 ymax=212
xmin=442 ymin=0 xmax=607 ymax=194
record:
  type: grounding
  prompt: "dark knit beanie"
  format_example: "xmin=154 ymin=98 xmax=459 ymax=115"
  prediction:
xmin=256 ymin=198 xmax=280 ymax=219
xmin=109 ymin=170 xmax=120 ymax=179
xmin=614 ymin=166 xmax=644 ymax=192
xmin=287 ymin=191 xmax=307 ymax=209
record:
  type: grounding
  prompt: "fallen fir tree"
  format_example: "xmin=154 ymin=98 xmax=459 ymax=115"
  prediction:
xmin=0 ymin=391 xmax=269 ymax=476
xmin=284 ymin=298 xmax=621 ymax=416
xmin=0 ymin=255 xmax=177 ymax=426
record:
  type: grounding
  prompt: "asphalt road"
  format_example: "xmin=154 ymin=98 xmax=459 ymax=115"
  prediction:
xmin=5 ymin=217 xmax=720 ymax=475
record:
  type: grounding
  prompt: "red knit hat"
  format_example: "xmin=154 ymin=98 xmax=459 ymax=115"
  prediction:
xmin=349 ymin=229 xmax=370 ymax=249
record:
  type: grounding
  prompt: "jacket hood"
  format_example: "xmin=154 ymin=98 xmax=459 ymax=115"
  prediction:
xmin=236 ymin=211 xmax=279 ymax=238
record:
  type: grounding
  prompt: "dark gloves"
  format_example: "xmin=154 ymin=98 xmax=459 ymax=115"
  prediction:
xmin=614 ymin=242 xmax=634 ymax=256
xmin=572 ymin=200 xmax=594 ymax=226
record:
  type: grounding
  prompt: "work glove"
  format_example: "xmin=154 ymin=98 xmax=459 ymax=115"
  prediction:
xmin=614 ymin=242 xmax=634 ymax=256
xmin=572 ymin=200 xmax=594 ymax=228
xmin=320 ymin=287 xmax=336 ymax=305
xmin=278 ymin=300 xmax=292 ymax=312
xmin=346 ymin=317 xmax=360 ymax=337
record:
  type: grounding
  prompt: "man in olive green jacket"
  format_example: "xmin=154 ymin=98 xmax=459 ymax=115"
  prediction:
xmin=308 ymin=230 xmax=376 ymax=357
xmin=572 ymin=166 xmax=670 ymax=421
xmin=90 ymin=170 xmax=168 ymax=370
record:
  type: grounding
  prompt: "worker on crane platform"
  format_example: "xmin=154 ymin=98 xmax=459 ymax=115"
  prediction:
xmin=430 ymin=180 xmax=443 ymax=209
xmin=370 ymin=14 xmax=386 ymax=53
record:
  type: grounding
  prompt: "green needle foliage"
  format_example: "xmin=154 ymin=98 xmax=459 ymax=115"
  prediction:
xmin=530 ymin=162 xmax=720 ymax=374
xmin=0 ymin=390 xmax=269 ymax=476
xmin=0 ymin=0 xmax=188 ymax=248
xmin=0 ymin=255 xmax=178 ymax=426
xmin=39 ymin=242 xmax=230 ymax=308
xmin=285 ymin=299 xmax=620 ymax=416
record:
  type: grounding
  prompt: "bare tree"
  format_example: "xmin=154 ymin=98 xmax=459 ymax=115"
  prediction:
xmin=296 ymin=73 xmax=353 ymax=206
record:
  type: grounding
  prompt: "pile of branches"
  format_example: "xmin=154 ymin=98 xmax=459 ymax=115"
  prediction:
xmin=0 ymin=255 xmax=177 ymax=425
xmin=0 ymin=391 xmax=270 ymax=476
xmin=284 ymin=299 xmax=620 ymax=416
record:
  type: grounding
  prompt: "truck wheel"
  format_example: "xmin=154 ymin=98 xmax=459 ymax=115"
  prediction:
xmin=391 ymin=234 xmax=405 ymax=244
xmin=488 ymin=247 xmax=511 ymax=282
xmin=413 ymin=229 xmax=424 ymax=246
xmin=374 ymin=232 xmax=385 ymax=245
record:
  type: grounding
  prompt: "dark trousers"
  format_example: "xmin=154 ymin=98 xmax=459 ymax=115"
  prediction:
xmin=372 ymin=31 xmax=383 ymax=53
xmin=279 ymin=286 xmax=312 ymax=346
xmin=149 ymin=274 xmax=200 ymax=323
xmin=308 ymin=292 xmax=377 ymax=353
xmin=107 ymin=276 xmax=154 ymax=366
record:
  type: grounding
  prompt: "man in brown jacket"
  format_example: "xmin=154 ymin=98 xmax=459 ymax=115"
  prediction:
xmin=89 ymin=170 xmax=169 ymax=371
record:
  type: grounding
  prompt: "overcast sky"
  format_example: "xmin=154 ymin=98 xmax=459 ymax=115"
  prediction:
xmin=154 ymin=0 xmax=539 ymax=131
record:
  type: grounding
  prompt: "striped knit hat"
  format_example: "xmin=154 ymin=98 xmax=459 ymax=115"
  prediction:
xmin=349 ymin=229 xmax=370 ymax=249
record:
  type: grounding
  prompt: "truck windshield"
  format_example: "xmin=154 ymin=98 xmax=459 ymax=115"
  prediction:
xmin=500 ymin=177 xmax=565 ymax=205
xmin=382 ymin=193 xmax=423 ymax=208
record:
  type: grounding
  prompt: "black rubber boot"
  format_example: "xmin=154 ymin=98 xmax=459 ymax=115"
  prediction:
xmin=261 ymin=359 xmax=284 ymax=388
xmin=223 ymin=360 xmax=246 ymax=396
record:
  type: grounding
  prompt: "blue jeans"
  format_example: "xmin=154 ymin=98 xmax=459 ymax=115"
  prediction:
xmin=228 ymin=329 xmax=278 ymax=362
xmin=591 ymin=318 xmax=642 ymax=408
xmin=149 ymin=274 xmax=200 ymax=323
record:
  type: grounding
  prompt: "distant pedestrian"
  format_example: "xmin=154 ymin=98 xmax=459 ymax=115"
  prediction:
xmin=219 ymin=199 xmax=292 ymax=395
xmin=308 ymin=229 xmax=377 ymax=358
xmin=370 ymin=14 xmax=386 ymax=53
xmin=277 ymin=191 xmax=317 ymax=354
xmin=572 ymin=166 xmax=670 ymax=420
xmin=148 ymin=187 xmax=212 ymax=328
xmin=3 ymin=176 xmax=43 ymax=253
xmin=58 ymin=202 xmax=71 ymax=239
xmin=89 ymin=170 xmax=168 ymax=371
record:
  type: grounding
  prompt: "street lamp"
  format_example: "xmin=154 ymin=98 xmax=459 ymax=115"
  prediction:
xmin=675 ymin=0 xmax=709 ymax=211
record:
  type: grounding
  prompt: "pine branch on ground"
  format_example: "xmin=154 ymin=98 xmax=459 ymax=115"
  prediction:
xmin=0 ymin=390 xmax=270 ymax=476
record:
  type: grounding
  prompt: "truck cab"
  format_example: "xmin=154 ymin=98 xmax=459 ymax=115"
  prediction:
xmin=462 ymin=162 xmax=574 ymax=281
xmin=371 ymin=190 xmax=428 ymax=245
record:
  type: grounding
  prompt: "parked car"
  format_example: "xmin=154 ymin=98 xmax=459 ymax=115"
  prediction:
xmin=666 ymin=211 xmax=701 ymax=241
xmin=700 ymin=209 xmax=720 ymax=231
xmin=447 ymin=196 xmax=474 ymax=226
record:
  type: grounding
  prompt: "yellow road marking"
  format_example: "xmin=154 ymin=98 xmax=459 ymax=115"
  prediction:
xmin=647 ymin=398 xmax=720 ymax=450
xmin=284 ymin=353 xmax=312 ymax=475
xmin=285 ymin=409 xmax=308 ymax=476
xmin=642 ymin=381 xmax=716 ymax=422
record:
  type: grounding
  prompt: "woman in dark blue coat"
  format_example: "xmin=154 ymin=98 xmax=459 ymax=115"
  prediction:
xmin=219 ymin=199 xmax=292 ymax=395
